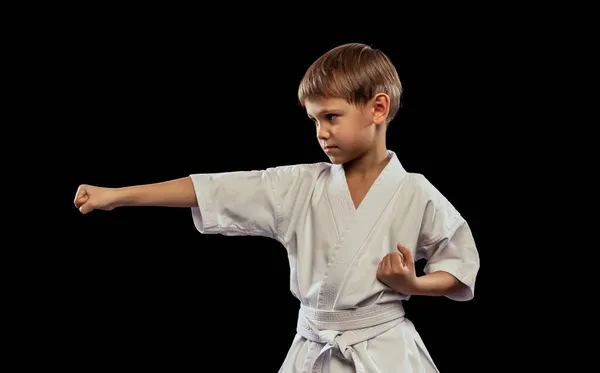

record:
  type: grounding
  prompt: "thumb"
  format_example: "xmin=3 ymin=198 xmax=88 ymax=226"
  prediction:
xmin=396 ymin=244 xmax=414 ymax=265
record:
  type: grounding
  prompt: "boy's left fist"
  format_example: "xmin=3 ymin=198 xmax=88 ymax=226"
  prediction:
xmin=376 ymin=243 xmax=418 ymax=295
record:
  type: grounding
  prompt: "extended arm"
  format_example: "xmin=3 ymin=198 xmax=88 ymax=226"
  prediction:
xmin=115 ymin=177 xmax=197 ymax=208
xmin=74 ymin=176 xmax=197 ymax=214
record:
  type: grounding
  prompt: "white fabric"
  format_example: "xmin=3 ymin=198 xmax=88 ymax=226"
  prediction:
xmin=190 ymin=150 xmax=480 ymax=372
xmin=296 ymin=303 xmax=407 ymax=373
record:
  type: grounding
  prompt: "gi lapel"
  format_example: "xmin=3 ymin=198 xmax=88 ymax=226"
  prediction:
xmin=318 ymin=151 xmax=407 ymax=310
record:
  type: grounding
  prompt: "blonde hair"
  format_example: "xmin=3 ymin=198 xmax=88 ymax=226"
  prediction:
xmin=298 ymin=43 xmax=403 ymax=123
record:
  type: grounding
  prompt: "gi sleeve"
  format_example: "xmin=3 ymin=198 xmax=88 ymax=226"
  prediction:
xmin=417 ymin=180 xmax=480 ymax=302
xmin=189 ymin=164 xmax=311 ymax=241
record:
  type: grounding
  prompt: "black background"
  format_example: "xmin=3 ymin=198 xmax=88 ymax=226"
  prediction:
xmin=50 ymin=14 xmax=517 ymax=372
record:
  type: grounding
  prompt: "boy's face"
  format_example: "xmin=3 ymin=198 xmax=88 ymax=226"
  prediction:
xmin=305 ymin=97 xmax=383 ymax=164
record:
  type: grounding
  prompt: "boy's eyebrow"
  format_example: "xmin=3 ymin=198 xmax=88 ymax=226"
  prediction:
xmin=308 ymin=108 xmax=337 ymax=118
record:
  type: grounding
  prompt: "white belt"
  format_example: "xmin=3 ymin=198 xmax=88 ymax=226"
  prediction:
xmin=296 ymin=303 xmax=406 ymax=373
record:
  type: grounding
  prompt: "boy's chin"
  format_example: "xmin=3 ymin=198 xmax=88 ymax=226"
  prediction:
xmin=326 ymin=154 xmax=346 ymax=165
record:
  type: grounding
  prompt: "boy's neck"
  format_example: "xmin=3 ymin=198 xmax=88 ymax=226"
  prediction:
xmin=343 ymin=145 xmax=390 ymax=181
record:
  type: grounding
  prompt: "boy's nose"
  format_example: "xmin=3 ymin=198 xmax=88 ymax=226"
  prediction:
xmin=317 ymin=127 xmax=330 ymax=140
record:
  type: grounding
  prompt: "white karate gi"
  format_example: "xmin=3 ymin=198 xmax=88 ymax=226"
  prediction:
xmin=189 ymin=150 xmax=480 ymax=373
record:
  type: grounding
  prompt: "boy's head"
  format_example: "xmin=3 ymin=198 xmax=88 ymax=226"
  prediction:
xmin=298 ymin=43 xmax=403 ymax=164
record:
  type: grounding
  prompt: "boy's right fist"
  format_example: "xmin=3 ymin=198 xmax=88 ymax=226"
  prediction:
xmin=74 ymin=184 xmax=118 ymax=215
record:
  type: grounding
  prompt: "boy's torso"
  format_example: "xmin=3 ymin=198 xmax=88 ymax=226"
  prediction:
xmin=278 ymin=156 xmax=446 ymax=310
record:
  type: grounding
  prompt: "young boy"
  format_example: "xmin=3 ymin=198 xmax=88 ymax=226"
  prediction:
xmin=74 ymin=43 xmax=480 ymax=372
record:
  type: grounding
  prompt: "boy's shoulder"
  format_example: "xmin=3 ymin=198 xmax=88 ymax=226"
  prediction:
xmin=403 ymin=170 xmax=460 ymax=213
xmin=404 ymin=171 xmax=434 ymax=190
xmin=266 ymin=161 xmax=334 ymax=176
xmin=261 ymin=161 xmax=335 ymax=185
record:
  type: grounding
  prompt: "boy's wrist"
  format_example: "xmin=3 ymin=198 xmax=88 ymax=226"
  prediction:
xmin=112 ymin=187 xmax=128 ymax=208
xmin=406 ymin=276 xmax=426 ymax=296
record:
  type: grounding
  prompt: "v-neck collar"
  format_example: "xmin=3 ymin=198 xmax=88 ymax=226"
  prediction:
xmin=326 ymin=150 xmax=407 ymax=238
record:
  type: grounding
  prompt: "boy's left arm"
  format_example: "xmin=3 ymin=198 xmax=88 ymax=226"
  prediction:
xmin=377 ymin=185 xmax=480 ymax=301
xmin=377 ymin=243 xmax=470 ymax=297
xmin=418 ymin=215 xmax=480 ymax=301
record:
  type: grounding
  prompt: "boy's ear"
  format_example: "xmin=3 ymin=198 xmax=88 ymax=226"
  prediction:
xmin=372 ymin=93 xmax=390 ymax=125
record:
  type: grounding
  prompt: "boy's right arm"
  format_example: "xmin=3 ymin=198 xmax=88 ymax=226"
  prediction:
xmin=76 ymin=165 xmax=325 ymax=240
xmin=74 ymin=176 xmax=197 ymax=214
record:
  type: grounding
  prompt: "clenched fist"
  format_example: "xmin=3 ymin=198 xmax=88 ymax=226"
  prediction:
xmin=376 ymin=244 xmax=418 ymax=295
xmin=74 ymin=184 xmax=118 ymax=215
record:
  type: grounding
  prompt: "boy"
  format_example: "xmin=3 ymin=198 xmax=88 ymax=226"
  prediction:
xmin=74 ymin=43 xmax=480 ymax=372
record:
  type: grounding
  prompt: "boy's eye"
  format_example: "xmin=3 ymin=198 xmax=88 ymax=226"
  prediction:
xmin=325 ymin=114 xmax=337 ymax=121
